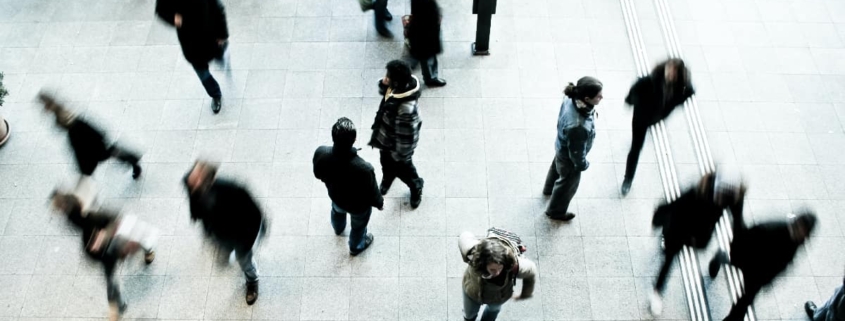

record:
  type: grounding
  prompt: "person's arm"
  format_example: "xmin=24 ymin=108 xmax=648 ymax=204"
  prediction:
xmin=515 ymin=257 xmax=537 ymax=299
xmin=210 ymin=0 xmax=229 ymax=40
xmin=565 ymin=127 xmax=590 ymax=171
xmin=392 ymin=101 xmax=421 ymax=162
xmin=459 ymin=232 xmax=480 ymax=263
xmin=625 ymin=77 xmax=647 ymax=106
xmin=369 ymin=169 xmax=384 ymax=210
xmin=728 ymin=192 xmax=746 ymax=233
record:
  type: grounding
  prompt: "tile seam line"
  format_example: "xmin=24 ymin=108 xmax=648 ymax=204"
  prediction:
xmin=618 ymin=0 xmax=709 ymax=321
xmin=651 ymin=0 xmax=754 ymax=320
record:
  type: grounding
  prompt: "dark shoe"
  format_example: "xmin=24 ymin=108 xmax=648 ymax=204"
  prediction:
xmin=380 ymin=179 xmax=392 ymax=196
xmin=385 ymin=9 xmax=393 ymax=21
xmin=709 ymin=251 xmax=727 ymax=278
xmin=546 ymin=212 xmax=576 ymax=221
xmin=410 ymin=178 xmax=424 ymax=209
xmin=132 ymin=165 xmax=142 ymax=180
xmin=805 ymin=301 xmax=817 ymax=319
xmin=246 ymin=281 xmax=258 ymax=305
xmin=621 ymin=179 xmax=632 ymax=196
xmin=425 ymin=78 xmax=447 ymax=87
xmin=350 ymin=233 xmax=374 ymax=256
xmin=212 ymin=97 xmax=222 ymax=114
xmin=376 ymin=27 xmax=393 ymax=38
xmin=144 ymin=250 xmax=155 ymax=264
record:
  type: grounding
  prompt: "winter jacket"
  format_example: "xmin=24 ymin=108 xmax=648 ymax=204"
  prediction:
xmin=458 ymin=232 xmax=537 ymax=305
xmin=625 ymin=66 xmax=695 ymax=129
xmin=407 ymin=0 xmax=443 ymax=59
xmin=554 ymin=98 xmax=595 ymax=171
xmin=313 ymin=145 xmax=384 ymax=213
xmin=369 ymin=76 xmax=423 ymax=162
xmin=67 ymin=118 xmax=111 ymax=176
xmin=155 ymin=0 xmax=229 ymax=65
xmin=653 ymin=186 xmax=744 ymax=249
xmin=730 ymin=221 xmax=800 ymax=283
xmin=184 ymin=177 xmax=264 ymax=252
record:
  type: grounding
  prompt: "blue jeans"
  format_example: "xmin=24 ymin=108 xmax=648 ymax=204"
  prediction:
xmin=463 ymin=291 xmax=504 ymax=321
xmin=192 ymin=62 xmax=222 ymax=99
xmin=331 ymin=203 xmax=372 ymax=252
xmin=814 ymin=284 xmax=844 ymax=321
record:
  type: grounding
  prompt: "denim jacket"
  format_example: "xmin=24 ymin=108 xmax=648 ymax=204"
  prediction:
xmin=554 ymin=98 xmax=595 ymax=171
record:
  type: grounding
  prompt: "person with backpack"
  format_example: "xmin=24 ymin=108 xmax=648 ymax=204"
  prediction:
xmin=621 ymin=58 xmax=694 ymax=196
xmin=458 ymin=229 xmax=536 ymax=321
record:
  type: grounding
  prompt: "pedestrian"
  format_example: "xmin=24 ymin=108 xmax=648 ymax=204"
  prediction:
xmin=621 ymin=58 xmax=694 ymax=196
xmin=313 ymin=117 xmax=384 ymax=255
xmin=49 ymin=189 xmax=156 ymax=321
xmin=543 ymin=77 xmax=603 ymax=221
xmin=805 ymin=276 xmax=845 ymax=321
xmin=649 ymin=171 xmax=746 ymax=316
xmin=183 ymin=161 xmax=265 ymax=305
xmin=405 ymin=0 xmax=446 ymax=87
xmin=458 ymin=230 xmax=536 ymax=321
xmin=155 ymin=0 xmax=230 ymax=113
xmin=38 ymin=92 xmax=142 ymax=179
xmin=709 ymin=211 xmax=817 ymax=321
xmin=363 ymin=0 xmax=393 ymax=37
xmin=368 ymin=60 xmax=425 ymax=208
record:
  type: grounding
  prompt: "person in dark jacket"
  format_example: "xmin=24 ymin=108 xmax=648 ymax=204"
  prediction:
xmin=314 ymin=117 xmax=384 ymax=255
xmin=184 ymin=161 xmax=264 ymax=305
xmin=543 ymin=77 xmax=603 ymax=221
xmin=155 ymin=0 xmax=229 ymax=113
xmin=406 ymin=0 xmax=446 ymax=87
xmin=50 ymin=190 xmax=155 ymax=321
xmin=621 ymin=58 xmax=694 ymax=196
xmin=369 ymin=60 xmax=425 ymax=209
xmin=805 ymin=276 xmax=845 ymax=321
xmin=649 ymin=171 xmax=746 ymax=316
xmin=363 ymin=0 xmax=393 ymax=37
xmin=38 ymin=92 xmax=142 ymax=179
xmin=710 ymin=211 xmax=817 ymax=321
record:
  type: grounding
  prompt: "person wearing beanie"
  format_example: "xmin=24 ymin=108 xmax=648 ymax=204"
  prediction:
xmin=543 ymin=76 xmax=603 ymax=221
xmin=313 ymin=117 xmax=384 ymax=255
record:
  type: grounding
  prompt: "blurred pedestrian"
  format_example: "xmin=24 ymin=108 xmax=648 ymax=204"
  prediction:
xmin=183 ymin=161 xmax=265 ymax=305
xmin=621 ymin=58 xmax=694 ymax=196
xmin=155 ymin=0 xmax=230 ymax=113
xmin=805 ymin=276 xmax=845 ymax=321
xmin=649 ymin=171 xmax=746 ymax=316
xmin=543 ymin=77 xmax=603 ymax=221
xmin=313 ymin=117 xmax=384 ymax=255
xmin=369 ymin=60 xmax=425 ymax=208
xmin=710 ymin=211 xmax=816 ymax=321
xmin=50 ymin=188 xmax=157 ymax=321
xmin=38 ymin=92 xmax=142 ymax=179
xmin=458 ymin=230 xmax=536 ymax=321
xmin=406 ymin=0 xmax=446 ymax=87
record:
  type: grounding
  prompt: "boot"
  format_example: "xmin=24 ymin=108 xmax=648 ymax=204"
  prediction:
xmin=212 ymin=97 xmax=222 ymax=114
xmin=384 ymin=9 xmax=393 ymax=21
xmin=350 ymin=233 xmax=374 ymax=256
xmin=246 ymin=281 xmax=258 ymax=305
xmin=805 ymin=301 xmax=817 ymax=319
xmin=144 ymin=250 xmax=155 ymax=264
xmin=424 ymin=78 xmax=447 ymax=87
xmin=546 ymin=212 xmax=576 ymax=221
xmin=621 ymin=178 xmax=632 ymax=196
xmin=132 ymin=164 xmax=142 ymax=180
xmin=410 ymin=178 xmax=424 ymax=209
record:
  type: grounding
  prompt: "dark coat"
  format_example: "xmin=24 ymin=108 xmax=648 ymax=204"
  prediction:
xmin=313 ymin=146 xmax=384 ymax=213
xmin=184 ymin=178 xmax=264 ymax=252
xmin=555 ymin=98 xmax=595 ymax=171
xmin=67 ymin=208 xmax=118 ymax=261
xmin=407 ymin=0 xmax=443 ymax=59
xmin=155 ymin=0 xmax=229 ymax=65
xmin=653 ymin=186 xmax=744 ymax=249
xmin=369 ymin=77 xmax=423 ymax=162
xmin=730 ymin=222 xmax=800 ymax=283
xmin=67 ymin=119 xmax=111 ymax=176
xmin=625 ymin=65 xmax=695 ymax=129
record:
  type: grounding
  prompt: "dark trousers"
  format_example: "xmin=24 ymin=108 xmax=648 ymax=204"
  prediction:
xmin=409 ymin=56 xmax=439 ymax=82
xmin=102 ymin=256 xmax=123 ymax=306
xmin=379 ymin=149 xmax=423 ymax=192
xmin=654 ymin=239 xmax=683 ymax=294
xmin=624 ymin=124 xmax=649 ymax=183
xmin=543 ymin=155 xmax=581 ymax=215
xmin=331 ymin=203 xmax=373 ymax=251
xmin=192 ymin=62 xmax=222 ymax=99
xmin=373 ymin=0 xmax=389 ymax=33
xmin=79 ymin=145 xmax=141 ymax=176
xmin=723 ymin=273 xmax=767 ymax=321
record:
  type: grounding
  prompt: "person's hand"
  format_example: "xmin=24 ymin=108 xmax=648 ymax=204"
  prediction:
xmin=217 ymin=39 xmax=227 ymax=46
xmin=174 ymin=13 xmax=183 ymax=28
xmin=381 ymin=77 xmax=390 ymax=86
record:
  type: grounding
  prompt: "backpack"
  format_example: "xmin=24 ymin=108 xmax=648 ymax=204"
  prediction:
xmin=486 ymin=227 xmax=527 ymax=256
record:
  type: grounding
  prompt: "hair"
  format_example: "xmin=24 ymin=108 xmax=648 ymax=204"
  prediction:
xmin=331 ymin=117 xmax=357 ymax=148
xmin=654 ymin=58 xmax=690 ymax=84
xmin=470 ymin=238 xmax=516 ymax=276
xmin=386 ymin=60 xmax=413 ymax=89
xmin=410 ymin=0 xmax=441 ymax=21
xmin=563 ymin=76 xmax=603 ymax=100
xmin=192 ymin=160 xmax=219 ymax=182
xmin=49 ymin=189 xmax=81 ymax=214
xmin=792 ymin=211 xmax=817 ymax=237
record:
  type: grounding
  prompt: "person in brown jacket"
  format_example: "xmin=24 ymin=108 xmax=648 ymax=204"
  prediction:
xmin=459 ymin=231 xmax=537 ymax=321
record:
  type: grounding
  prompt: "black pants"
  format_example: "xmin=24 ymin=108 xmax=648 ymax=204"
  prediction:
xmin=654 ymin=239 xmax=683 ymax=294
xmin=102 ymin=256 xmax=123 ymax=306
xmin=379 ymin=149 xmax=423 ymax=191
xmin=543 ymin=155 xmax=581 ymax=216
xmin=624 ymin=124 xmax=649 ymax=183
xmin=723 ymin=273 xmax=767 ymax=321
xmin=373 ymin=0 xmax=389 ymax=33
xmin=192 ymin=62 xmax=222 ymax=99
xmin=78 ymin=145 xmax=141 ymax=176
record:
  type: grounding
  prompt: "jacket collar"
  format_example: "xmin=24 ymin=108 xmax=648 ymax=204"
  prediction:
xmin=384 ymin=76 xmax=421 ymax=100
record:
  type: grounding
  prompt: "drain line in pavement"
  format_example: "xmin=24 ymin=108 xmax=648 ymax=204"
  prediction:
xmin=619 ymin=0 xmax=711 ymax=320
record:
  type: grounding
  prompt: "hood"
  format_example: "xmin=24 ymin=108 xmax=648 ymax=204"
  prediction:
xmin=384 ymin=76 xmax=421 ymax=101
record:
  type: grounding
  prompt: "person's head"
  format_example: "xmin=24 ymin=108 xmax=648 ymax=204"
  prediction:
xmin=186 ymin=160 xmax=218 ymax=195
xmin=331 ymin=117 xmax=357 ymax=149
xmin=37 ymin=91 xmax=75 ymax=128
xmin=411 ymin=0 xmax=440 ymax=18
xmin=788 ymin=211 xmax=816 ymax=243
xmin=385 ymin=60 xmax=413 ymax=89
xmin=49 ymin=189 xmax=82 ymax=215
xmin=563 ymin=76 xmax=604 ymax=106
xmin=697 ymin=170 xmax=746 ymax=208
xmin=658 ymin=58 xmax=689 ymax=84
xmin=470 ymin=239 xmax=516 ymax=279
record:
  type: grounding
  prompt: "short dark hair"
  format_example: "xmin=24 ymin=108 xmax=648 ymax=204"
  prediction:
xmin=470 ymin=238 xmax=516 ymax=276
xmin=331 ymin=117 xmax=356 ymax=148
xmin=792 ymin=211 xmax=817 ymax=237
xmin=386 ymin=60 xmax=412 ymax=89
xmin=563 ymin=76 xmax=603 ymax=100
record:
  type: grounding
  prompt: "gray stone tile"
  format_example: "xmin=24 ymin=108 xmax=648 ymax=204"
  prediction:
xmin=445 ymin=198 xmax=489 ymax=237
xmin=0 ymin=236 xmax=43 ymax=274
xmin=278 ymin=98 xmax=321 ymax=129
xmin=583 ymin=237 xmax=633 ymax=277
xmin=148 ymin=130 xmax=196 ymax=163
xmin=203 ymin=277 xmax=253 ymax=319
xmin=786 ymin=74 xmax=833 ymax=103
xmin=819 ymin=165 xmax=845 ymax=200
xmin=292 ymin=17 xmax=330 ymax=42
xmin=401 ymin=196 xmax=446 ymax=236
xmin=192 ymin=129 xmax=237 ymax=162
xmin=0 ymin=275 xmax=29 ymax=317
xmin=487 ymin=162 xmax=531 ymax=198
xmin=443 ymin=98 xmax=483 ymax=129
xmin=350 ymin=235 xmax=400 ymax=277
xmin=577 ymin=198 xmax=627 ymax=236
xmin=537 ymin=236 xmax=587 ymax=277
xmin=798 ymin=103 xmax=842 ymax=134
xmin=634 ymin=276 xmax=689 ymax=320
xmin=157 ymin=276 xmax=210 ymax=319
xmin=273 ymin=129 xmax=318 ymax=162
xmin=238 ymin=99 xmax=282 ymax=129
xmin=772 ymin=276 xmax=822 ymax=319
xmin=230 ymin=130 xmax=277 ymax=162
xmin=330 ymin=18 xmax=368 ymax=42
xmin=398 ymin=277 xmax=447 ymax=321
xmin=488 ymin=197 xmax=541 ymax=238
xmin=121 ymin=275 xmax=166 ymax=319
xmin=163 ymin=236 xmax=215 ymax=276
xmin=444 ymin=162 xmax=487 ymax=198
xmin=400 ymin=236 xmax=447 ymax=277
xmin=808 ymin=133 xmax=845 ymax=165
xmin=299 ymin=277 xmax=350 ymax=320
xmin=730 ymin=132 xmax=775 ymax=165
xmin=20 ymin=275 xmax=74 ymax=317
xmin=480 ymin=69 xmax=521 ymax=98
xmin=141 ymin=163 xmax=193 ymax=198
xmin=251 ymin=277 xmax=302 ymax=319
xmin=622 ymin=198 xmax=663 ymax=236
xmin=484 ymin=130 xmax=528 ymax=162
xmin=284 ymin=71 xmax=324 ymax=98
xmin=304 ymin=235 xmax=353 ymax=277
xmin=320 ymin=97 xmax=363 ymax=128
xmin=445 ymin=129 xmax=485 ymax=162
xmin=262 ymin=198 xmax=311 ymax=236
xmin=588 ymin=277 xmax=639 ymax=320
xmin=243 ymin=70 xmax=287 ymax=99
xmin=34 ymin=236 xmax=81 ymax=275
xmin=627 ymin=237 xmax=664 ymax=278
xmin=349 ymin=277 xmax=399 ymax=320
xmin=808 ymin=237 xmax=845 ymax=276
xmin=257 ymin=236 xmax=307 ymax=277
xmin=542 ymin=277 xmax=592 ymax=320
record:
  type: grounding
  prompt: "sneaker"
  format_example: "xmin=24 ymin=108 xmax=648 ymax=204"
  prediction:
xmin=805 ymin=301 xmax=817 ymax=319
xmin=385 ymin=9 xmax=393 ymax=21
xmin=546 ymin=212 xmax=576 ymax=221
xmin=144 ymin=250 xmax=155 ymax=264
xmin=132 ymin=165 xmax=142 ymax=180
xmin=621 ymin=179 xmax=632 ymax=196
xmin=649 ymin=290 xmax=663 ymax=316
xmin=350 ymin=233 xmax=374 ymax=256
xmin=246 ymin=281 xmax=258 ymax=305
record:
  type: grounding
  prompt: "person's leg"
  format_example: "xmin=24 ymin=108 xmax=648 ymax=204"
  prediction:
xmin=394 ymin=155 xmax=424 ymax=208
xmin=545 ymin=156 xmax=581 ymax=218
xmin=216 ymin=244 xmax=234 ymax=266
xmin=724 ymin=277 xmax=764 ymax=321
xmin=622 ymin=124 xmax=649 ymax=193
xmin=542 ymin=158 xmax=559 ymax=196
xmin=462 ymin=291 xmax=483 ymax=321
xmin=107 ymin=144 xmax=143 ymax=179
xmin=373 ymin=0 xmax=391 ymax=36
xmin=103 ymin=257 xmax=126 ymax=321
xmin=348 ymin=208 xmax=372 ymax=252
xmin=379 ymin=149 xmax=398 ymax=194
xmin=330 ymin=203 xmax=348 ymax=236
xmin=191 ymin=62 xmax=222 ymax=99
xmin=480 ymin=301 xmax=504 ymax=321
xmin=654 ymin=242 xmax=681 ymax=294
xmin=812 ymin=284 xmax=842 ymax=321
xmin=235 ymin=247 xmax=259 ymax=305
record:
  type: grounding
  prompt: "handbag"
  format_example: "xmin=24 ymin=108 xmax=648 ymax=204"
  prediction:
xmin=402 ymin=15 xmax=412 ymax=48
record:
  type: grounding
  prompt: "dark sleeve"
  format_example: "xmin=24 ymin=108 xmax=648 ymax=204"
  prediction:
xmin=312 ymin=148 xmax=322 ymax=180
xmin=565 ymin=127 xmax=589 ymax=171
xmin=210 ymin=0 xmax=229 ymax=39
xmin=369 ymin=169 xmax=384 ymax=209
xmin=155 ymin=0 xmax=177 ymax=26
xmin=625 ymin=77 xmax=647 ymax=106
xmin=728 ymin=196 xmax=746 ymax=233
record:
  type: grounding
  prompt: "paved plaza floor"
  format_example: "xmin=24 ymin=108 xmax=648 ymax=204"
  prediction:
xmin=0 ymin=0 xmax=844 ymax=320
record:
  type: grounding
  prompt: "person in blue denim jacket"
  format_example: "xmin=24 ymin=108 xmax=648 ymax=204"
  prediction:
xmin=543 ymin=77 xmax=603 ymax=221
